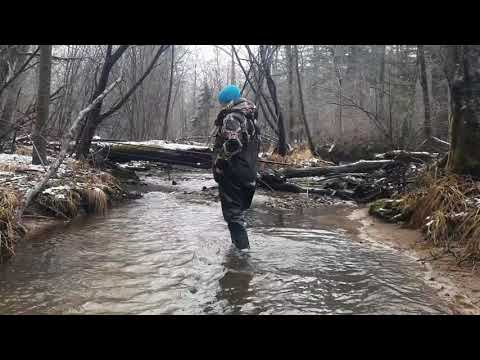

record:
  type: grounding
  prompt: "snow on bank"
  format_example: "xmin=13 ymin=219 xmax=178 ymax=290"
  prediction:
xmin=0 ymin=153 xmax=72 ymax=174
xmin=0 ymin=153 xmax=83 ymax=200
xmin=0 ymin=153 xmax=40 ymax=167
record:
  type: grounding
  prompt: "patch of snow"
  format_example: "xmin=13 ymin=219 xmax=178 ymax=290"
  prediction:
xmin=474 ymin=198 xmax=480 ymax=208
xmin=451 ymin=212 xmax=468 ymax=219
xmin=27 ymin=164 xmax=46 ymax=172
xmin=0 ymin=153 xmax=33 ymax=164
xmin=103 ymin=140 xmax=210 ymax=151
xmin=42 ymin=185 xmax=71 ymax=195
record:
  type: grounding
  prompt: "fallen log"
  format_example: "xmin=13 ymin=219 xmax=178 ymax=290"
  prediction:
xmin=258 ymin=171 xmax=336 ymax=196
xmin=97 ymin=142 xmax=213 ymax=169
xmin=277 ymin=160 xmax=394 ymax=179
xmin=375 ymin=150 xmax=438 ymax=163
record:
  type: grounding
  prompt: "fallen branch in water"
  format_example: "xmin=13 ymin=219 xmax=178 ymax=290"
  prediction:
xmin=277 ymin=159 xmax=394 ymax=179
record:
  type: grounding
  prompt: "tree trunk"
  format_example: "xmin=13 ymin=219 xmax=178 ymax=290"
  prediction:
xmin=418 ymin=45 xmax=432 ymax=139
xmin=293 ymin=45 xmax=315 ymax=154
xmin=230 ymin=49 xmax=235 ymax=85
xmin=32 ymin=45 xmax=52 ymax=165
xmin=0 ymin=45 xmax=28 ymax=151
xmin=286 ymin=45 xmax=295 ymax=142
xmin=75 ymin=45 xmax=121 ymax=158
xmin=259 ymin=46 xmax=288 ymax=156
xmin=333 ymin=45 xmax=344 ymax=137
xmin=75 ymin=45 xmax=166 ymax=158
xmin=444 ymin=45 xmax=480 ymax=176
xmin=312 ymin=45 xmax=321 ymax=127
xmin=376 ymin=45 xmax=386 ymax=126
xmin=162 ymin=45 xmax=175 ymax=139
xmin=233 ymin=46 xmax=279 ymax=136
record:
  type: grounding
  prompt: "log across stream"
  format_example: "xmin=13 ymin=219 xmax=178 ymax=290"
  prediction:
xmin=96 ymin=141 xmax=421 ymax=203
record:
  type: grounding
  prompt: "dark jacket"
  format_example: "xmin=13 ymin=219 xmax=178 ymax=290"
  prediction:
xmin=213 ymin=98 xmax=259 ymax=188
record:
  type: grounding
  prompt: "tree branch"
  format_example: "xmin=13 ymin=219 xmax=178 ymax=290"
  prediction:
xmin=0 ymin=46 xmax=40 ymax=98
xmin=98 ymin=45 xmax=169 ymax=122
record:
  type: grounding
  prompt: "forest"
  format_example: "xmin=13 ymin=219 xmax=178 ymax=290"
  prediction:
xmin=0 ymin=44 xmax=479 ymax=315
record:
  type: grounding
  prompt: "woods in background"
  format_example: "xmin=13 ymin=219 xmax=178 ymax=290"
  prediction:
xmin=0 ymin=45 xmax=478 ymax=176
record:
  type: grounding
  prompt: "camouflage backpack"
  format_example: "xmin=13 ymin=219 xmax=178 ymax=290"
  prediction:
xmin=214 ymin=98 xmax=259 ymax=159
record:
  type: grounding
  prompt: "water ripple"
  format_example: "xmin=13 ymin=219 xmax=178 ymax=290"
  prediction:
xmin=0 ymin=172 xmax=451 ymax=314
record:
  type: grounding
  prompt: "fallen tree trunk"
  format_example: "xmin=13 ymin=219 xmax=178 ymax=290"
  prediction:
xmin=375 ymin=150 xmax=438 ymax=163
xmin=278 ymin=160 xmax=394 ymax=179
xmin=98 ymin=142 xmax=213 ymax=169
xmin=258 ymin=170 xmax=358 ymax=200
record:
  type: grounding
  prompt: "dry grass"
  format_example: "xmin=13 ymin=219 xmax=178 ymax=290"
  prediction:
xmin=15 ymin=146 xmax=32 ymax=156
xmin=402 ymin=172 xmax=480 ymax=263
xmin=32 ymin=163 xmax=123 ymax=219
xmin=261 ymin=144 xmax=330 ymax=168
xmin=0 ymin=153 xmax=130 ymax=257
xmin=37 ymin=189 xmax=82 ymax=219
xmin=0 ymin=163 xmax=19 ymax=172
xmin=80 ymin=187 xmax=108 ymax=215
xmin=0 ymin=188 xmax=20 ymax=257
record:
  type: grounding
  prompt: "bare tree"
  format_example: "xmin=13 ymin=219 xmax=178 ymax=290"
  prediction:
xmin=75 ymin=45 xmax=129 ymax=158
xmin=256 ymin=45 xmax=288 ymax=155
xmin=443 ymin=45 xmax=480 ymax=176
xmin=75 ymin=45 xmax=169 ymax=158
xmin=285 ymin=45 xmax=295 ymax=142
xmin=230 ymin=48 xmax=235 ymax=85
xmin=0 ymin=45 xmax=30 ymax=151
xmin=162 ymin=45 xmax=175 ymax=139
xmin=332 ymin=45 xmax=344 ymax=137
xmin=293 ymin=45 xmax=315 ymax=153
xmin=417 ymin=45 xmax=432 ymax=139
xmin=32 ymin=45 xmax=52 ymax=165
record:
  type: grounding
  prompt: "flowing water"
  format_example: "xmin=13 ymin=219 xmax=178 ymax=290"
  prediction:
xmin=0 ymin=171 xmax=451 ymax=314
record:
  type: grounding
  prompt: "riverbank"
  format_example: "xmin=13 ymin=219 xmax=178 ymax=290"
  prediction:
xmin=349 ymin=207 xmax=480 ymax=314
xmin=0 ymin=151 xmax=142 ymax=259
xmin=133 ymin=165 xmax=480 ymax=313
xmin=4 ymin=150 xmax=480 ymax=314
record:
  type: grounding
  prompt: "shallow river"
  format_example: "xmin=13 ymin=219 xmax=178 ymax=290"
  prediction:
xmin=0 ymin=171 xmax=451 ymax=314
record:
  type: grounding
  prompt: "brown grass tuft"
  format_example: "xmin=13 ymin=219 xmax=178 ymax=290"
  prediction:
xmin=402 ymin=173 xmax=480 ymax=262
xmin=15 ymin=146 xmax=33 ymax=156
xmin=36 ymin=190 xmax=81 ymax=219
xmin=0 ymin=188 xmax=20 ymax=257
xmin=81 ymin=187 xmax=108 ymax=215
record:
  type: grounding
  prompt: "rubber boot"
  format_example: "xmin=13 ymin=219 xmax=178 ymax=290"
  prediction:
xmin=228 ymin=222 xmax=250 ymax=250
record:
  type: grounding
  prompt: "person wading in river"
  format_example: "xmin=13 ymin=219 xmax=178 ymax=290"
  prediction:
xmin=213 ymin=85 xmax=260 ymax=251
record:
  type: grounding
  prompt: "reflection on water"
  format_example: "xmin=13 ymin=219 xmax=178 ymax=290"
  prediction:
xmin=0 ymin=172 xmax=450 ymax=314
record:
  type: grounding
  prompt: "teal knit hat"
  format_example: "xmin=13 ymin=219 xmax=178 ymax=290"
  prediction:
xmin=218 ymin=84 xmax=241 ymax=105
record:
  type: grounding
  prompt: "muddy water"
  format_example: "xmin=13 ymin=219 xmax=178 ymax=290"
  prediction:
xmin=0 ymin=171 xmax=451 ymax=314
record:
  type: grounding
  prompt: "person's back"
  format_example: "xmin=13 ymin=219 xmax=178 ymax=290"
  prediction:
xmin=213 ymin=85 xmax=259 ymax=250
